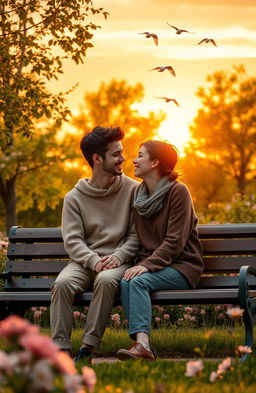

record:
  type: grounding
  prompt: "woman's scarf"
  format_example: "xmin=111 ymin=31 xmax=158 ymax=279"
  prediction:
xmin=133 ymin=176 xmax=174 ymax=218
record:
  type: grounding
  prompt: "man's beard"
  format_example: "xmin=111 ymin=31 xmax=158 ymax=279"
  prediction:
xmin=102 ymin=162 xmax=122 ymax=176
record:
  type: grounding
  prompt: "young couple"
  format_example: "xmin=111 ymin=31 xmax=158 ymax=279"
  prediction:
xmin=50 ymin=125 xmax=204 ymax=362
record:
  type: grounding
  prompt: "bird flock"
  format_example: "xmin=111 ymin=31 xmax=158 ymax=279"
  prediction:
xmin=139 ymin=23 xmax=218 ymax=107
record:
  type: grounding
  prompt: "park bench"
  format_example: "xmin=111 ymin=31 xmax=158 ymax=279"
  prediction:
xmin=0 ymin=224 xmax=256 ymax=356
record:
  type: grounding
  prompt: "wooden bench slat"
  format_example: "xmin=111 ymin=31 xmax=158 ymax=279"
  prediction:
xmin=201 ymin=238 xmax=256 ymax=254
xmin=9 ymin=224 xmax=256 ymax=242
xmin=7 ymin=238 xmax=256 ymax=259
xmin=4 ymin=275 xmax=256 ymax=292
xmin=5 ymin=260 xmax=69 ymax=274
xmin=3 ymin=257 xmax=256 ymax=275
xmin=7 ymin=243 xmax=68 ymax=258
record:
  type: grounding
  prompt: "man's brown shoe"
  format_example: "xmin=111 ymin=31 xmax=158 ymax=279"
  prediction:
xmin=116 ymin=343 xmax=155 ymax=361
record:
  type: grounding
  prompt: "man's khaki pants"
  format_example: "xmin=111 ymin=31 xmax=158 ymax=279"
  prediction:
xmin=50 ymin=261 xmax=131 ymax=350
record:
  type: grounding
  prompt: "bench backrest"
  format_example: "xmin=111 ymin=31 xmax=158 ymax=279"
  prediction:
xmin=4 ymin=224 xmax=256 ymax=292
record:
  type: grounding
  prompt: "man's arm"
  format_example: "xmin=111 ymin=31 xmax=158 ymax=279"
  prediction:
xmin=62 ymin=194 xmax=101 ymax=271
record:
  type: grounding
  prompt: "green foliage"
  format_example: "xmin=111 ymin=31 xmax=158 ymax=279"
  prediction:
xmin=199 ymin=193 xmax=256 ymax=224
xmin=0 ymin=0 xmax=108 ymax=144
xmin=72 ymin=79 xmax=166 ymax=178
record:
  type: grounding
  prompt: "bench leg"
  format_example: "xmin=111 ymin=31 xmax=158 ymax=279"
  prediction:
xmin=241 ymin=311 xmax=254 ymax=363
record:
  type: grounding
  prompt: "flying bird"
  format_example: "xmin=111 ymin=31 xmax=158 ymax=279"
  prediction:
xmin=138 ymin=32 xmax=158 ymax=46
xmin=166 ymin=23 xmax=195 ymax=35
xmin=155 ymin=97 xmax=180 ymax=106
xmin=148 ymin=65 xmax=176 ymax=77
xmin=197 ymin=38 xmax=217 ymax=46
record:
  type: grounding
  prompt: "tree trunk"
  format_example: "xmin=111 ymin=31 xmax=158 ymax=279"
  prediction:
xmin=0 ymin=178 xmax=18 ymax=235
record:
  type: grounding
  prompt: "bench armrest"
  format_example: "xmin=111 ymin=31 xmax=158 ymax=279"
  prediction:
xmin=238 ymin=265 xmax=256 ymax=311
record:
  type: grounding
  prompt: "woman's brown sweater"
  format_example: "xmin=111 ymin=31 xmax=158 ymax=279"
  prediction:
xmin=134 ymin=181 xmax=204 ymax=288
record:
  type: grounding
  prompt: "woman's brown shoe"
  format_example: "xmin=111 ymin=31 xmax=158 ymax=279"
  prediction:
xmin=116 ymin=343 xmax=155 ymax=361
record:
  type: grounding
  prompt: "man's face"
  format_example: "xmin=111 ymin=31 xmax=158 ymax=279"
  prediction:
xmin=102 ymin=141 xmax=125 ymax=176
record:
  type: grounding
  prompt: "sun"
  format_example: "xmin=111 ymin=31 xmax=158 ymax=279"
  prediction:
xmin=132 ymin=102 xmax=192 ymax=154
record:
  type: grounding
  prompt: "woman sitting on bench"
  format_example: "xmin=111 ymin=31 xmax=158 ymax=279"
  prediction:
xmin=117 ymin=140 xmax=204 ymax=361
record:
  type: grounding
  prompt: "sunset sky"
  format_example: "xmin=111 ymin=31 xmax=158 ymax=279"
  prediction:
xmin=50 ymin=0 xmax=256 ymax=151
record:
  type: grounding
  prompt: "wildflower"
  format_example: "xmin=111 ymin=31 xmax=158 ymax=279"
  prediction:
xmin=19 ymin=333 xmax=59 ymax=359
xmin=226 ymin=307 xmax=244 ymax=318
xmin=155 ymin=317 xmax=161 ymax=322
xmin=52 ymin=351 xmax=77 ymax=375
xmin=39 ymin=307 xmax=47 ymax=311
xmin=31 ymin=307 xmax=37 ymax=312
xmin=163 ymin=314 xmax=170 ymax=320
xmin=64 ymin=374 xmax=83 ymax=393
xmin=183 ymin=314 xmax=191 ymax=320
xmin=185 ymin=359 xmax=204 ymax=377
xmin=238 ymin=346 xmax=252 ymax=354
xmin=82 ymin=366 xmax=97 ymax=392
xmin=204 ymin=329 xmax=215 ymax=339
xmin=31 ymin=359 xmax=54 ymax=391
xmin=217 ymin=357 xmax=232 ymax=374
xmin=73 ymin=311 xmax=81 ymax=318
xmin=209 ymin=371 xmax=219 ymax=383
xmin=0 ymin=350 xmax=12 ymax=372
xmin=158 ymin=307 xmax=164 ymax=313
xmin=200 ymin=309 xmax=206 ymax=315
xmin=111 ymin=313 xmax=121 ymax=325
xmin=217 ymin=313 xmax=225 ymax=320
xmin=190 ymin=316 xmax=196 ymax=322
xmin=33 ymin=310 xmax=42 ymax=320
xmin=184 ymin=307 xmax=193 ymax=314
xmin=214 ymin=305 xmax=221 ymax=311
xmin=0 ymin=315 xmax=39 ymax=339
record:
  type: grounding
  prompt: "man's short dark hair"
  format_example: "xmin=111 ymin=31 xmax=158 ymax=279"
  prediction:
xmin=80 ymin=126 xmax=124 ymax=168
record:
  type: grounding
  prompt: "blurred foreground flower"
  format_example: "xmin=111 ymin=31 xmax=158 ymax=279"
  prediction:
xmin=226 ymin=307 xmax=244 ymax=318
xmin=0 ymin=315 xmax=97 ymax=393
xmin=185 ymin=360 xmax=204 ymax=377
xmin=237 ymin=345 xmax=252 ymax=355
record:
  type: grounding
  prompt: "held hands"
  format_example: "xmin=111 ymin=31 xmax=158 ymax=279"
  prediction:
xmin=123 ymin=265 xmax=149 ymax=281
xmin=94 ymin=255 xmax=121 ymax=273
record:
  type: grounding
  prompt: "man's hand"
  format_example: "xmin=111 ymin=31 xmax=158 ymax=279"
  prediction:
xmin=123 ymin=265 xmax=149 ymax=281
xmin=100 ymin=255 xmax=121 ymax=270
xmin=94 ymin=260 xmax=103 ymax=273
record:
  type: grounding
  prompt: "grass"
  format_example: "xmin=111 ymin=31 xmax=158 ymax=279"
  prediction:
xmin=70 ymin=327 xmax=248 ymax=358
xmin=80 ymin=357 xmax=256 ymax=393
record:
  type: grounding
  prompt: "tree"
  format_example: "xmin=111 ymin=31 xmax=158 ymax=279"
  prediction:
xmin=187 ymin=65 xmax=256 ymax=196
xmin=0 ymin=0 xmax=108 ymax=231
xmin=72 ymin=79 xmax=166 ymax=177
xmin=0 ymin=121 xmax=80 ymax=233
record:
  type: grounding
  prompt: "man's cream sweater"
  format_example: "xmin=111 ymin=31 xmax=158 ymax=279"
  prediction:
xmin=62 ymin=174 xmax=139 ymax=271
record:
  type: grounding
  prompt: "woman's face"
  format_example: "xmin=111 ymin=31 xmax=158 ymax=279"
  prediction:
xmin=133 ymin=145 xmax=154 ymax=179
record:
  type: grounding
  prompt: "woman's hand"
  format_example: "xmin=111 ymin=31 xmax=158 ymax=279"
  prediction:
xmin=123 ymin=265 xmax=149 ymax=280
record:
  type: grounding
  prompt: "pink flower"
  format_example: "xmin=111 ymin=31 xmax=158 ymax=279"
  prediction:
xmin=0 ymin=350 xmax=12 ymax=372
xmin=158 ymin=307 xmax=164 ymax=313
xmin=190 ymin=316 xmax=196 ymax=322
xmin=183 ymin=314 xmax=191 ymax=320
xmin=214 ymin=305 xmax=221 ymax=311
xmin=238 ymin=346 xmax=252 ymax=354
xmin=64 ymin=374 xmax=83 ymax=393
xmin=73 ymin=311 xmax=81 ymax=319
xmin=185 ymin=360 xmax=204 ymax=377
xmin=217 ymin=357 xmax=232 ymax=374
xmin=39 ymin=307 xmax=47 ymax=311
xmin=31 ymin=359 xmax=54 ymax=391
xmin=163 ymin=314 xmax=170 ymax=320
xmin=217 ymin=313 xmax=225 ymax=320
xmin=31 ymin=307 xmax=37 ymax=312
xmin=33 ymin=310 xmax=42 ymax=320
xmin=52 ymin=351 xmax=77 ymax=375
xmin=226 ymin=307 xmax=244 ymax=318
xmin=82 ymin=366 xmax=97 ymax=392
xmin=184 ymin=307 xmax=193 ymax=314
xmin=0 ymin=315 xmax=39 ymax=339
xmin=155 ymin=317 xmax=161 ymax=322
xmin=111 ymin=313 xmax=121 ymax=325
xmin=209 ymin=371 xmax=219 ymax=383
xmin=19 ymin=333 xmax=59 ymax=359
